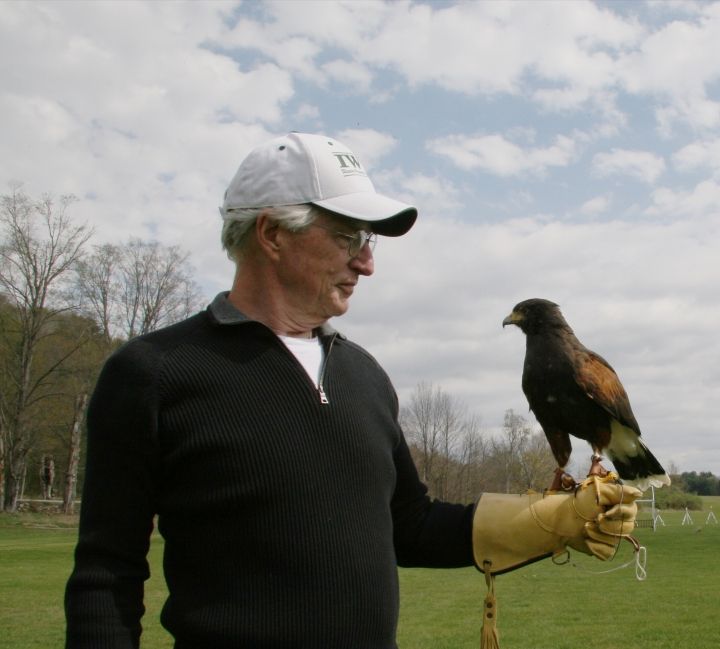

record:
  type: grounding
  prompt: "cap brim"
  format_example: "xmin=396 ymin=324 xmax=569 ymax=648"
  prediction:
xmin=313 ymin=192 xmax=417 ymax=237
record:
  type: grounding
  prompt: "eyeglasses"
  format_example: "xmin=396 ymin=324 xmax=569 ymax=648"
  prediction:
xmin=309 ymin=223 xmax=377 ymax=258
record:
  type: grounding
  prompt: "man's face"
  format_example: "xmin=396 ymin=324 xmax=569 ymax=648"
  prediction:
xmin=277 ymin=210 xmax=375 ymax=324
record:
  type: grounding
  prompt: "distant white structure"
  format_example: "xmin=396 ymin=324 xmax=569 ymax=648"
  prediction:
xmin=635 ymin=486 xmax=661 ymax=531
xmin=706 ymin=506 xmax=718 ymax=525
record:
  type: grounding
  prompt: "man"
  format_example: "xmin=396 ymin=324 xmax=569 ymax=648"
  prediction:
xmin=65 ymin=132 xmax=639 ymax=648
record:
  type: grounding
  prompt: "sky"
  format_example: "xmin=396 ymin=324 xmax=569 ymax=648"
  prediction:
xmin=2 ymin=0 xmax=719 ymax=476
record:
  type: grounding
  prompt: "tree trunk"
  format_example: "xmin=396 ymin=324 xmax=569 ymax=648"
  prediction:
xmin=63 ymin=393 xmax=87 ymax=515
xmin=4 ymin=451 xmax=28 ymax=512
xmin=0 ymin=428 xmax=5 ymax=508
xmin=19 ymin=461 xmax=28 ymax=501
xmin=40 ymin=454 xmax=56 ymax=499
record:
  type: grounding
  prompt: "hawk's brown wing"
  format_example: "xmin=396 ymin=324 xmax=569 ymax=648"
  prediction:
xmin=574 ymin=350 xmax=641 ymax=434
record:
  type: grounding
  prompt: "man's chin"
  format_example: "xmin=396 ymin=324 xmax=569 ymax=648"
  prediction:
xmin=326 ymin=297 xmax=350 ymax=318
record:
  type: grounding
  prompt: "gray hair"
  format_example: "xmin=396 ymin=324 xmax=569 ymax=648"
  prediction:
xmin=221 ymin=204 xmax=318 ymax=264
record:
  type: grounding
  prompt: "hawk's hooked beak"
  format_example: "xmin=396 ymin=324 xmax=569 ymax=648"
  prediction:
xmin=502 ymin=311 xmax=521 ymax=328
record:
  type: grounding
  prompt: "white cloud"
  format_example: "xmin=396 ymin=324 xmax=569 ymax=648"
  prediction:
xmin=354 ymin=0 xmax=641 ymax=97
xmin=225 ymin=11 xmax=322 ymax=79
xmin=593 ymin=149 xmax=666 ymax=184
xmin=616 ymin=3 xmax=720 ymax=132
xmin=673 ymin=137 xmax=720 ymax=176
xmin=647 ymin=179 xmax=720 ymax=216
xmin=533 ymin=88 xmax=629 ymax=138
xmin=579 ymin=194 xmax=612 ymax=216
xmin=321 ymin=59 xmax=373 ymax=93
xmin=655 ymin=98 xmax=720 ymax=137
xmin=293 ymin=103 xmax=321 ymax=122
xmin=381 ymin=169 xmax=463 ymax=216
xmin=224 ymin=1 xmax=637 ymax=112
xmin=427 ymin=133 xmax=576 ymax=176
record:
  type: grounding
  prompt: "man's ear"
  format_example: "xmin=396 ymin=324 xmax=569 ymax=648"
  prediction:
xmin=254 ymin=211 xmax=282 ymax=258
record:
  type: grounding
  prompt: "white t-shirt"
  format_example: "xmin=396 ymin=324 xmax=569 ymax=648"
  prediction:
xmin=278 ymin=335 xmax=323 ymax=388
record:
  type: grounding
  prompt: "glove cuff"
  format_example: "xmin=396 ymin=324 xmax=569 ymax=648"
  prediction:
xmin=472 ymin=492 xmax=566 ymax=575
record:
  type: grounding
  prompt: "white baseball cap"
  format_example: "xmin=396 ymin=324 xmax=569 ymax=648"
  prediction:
xmin=220 ymin=132 xmax=417 ymax=236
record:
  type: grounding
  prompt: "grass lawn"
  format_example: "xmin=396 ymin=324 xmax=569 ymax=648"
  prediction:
xmin=1 ymin=502 xmax=718 ymax=648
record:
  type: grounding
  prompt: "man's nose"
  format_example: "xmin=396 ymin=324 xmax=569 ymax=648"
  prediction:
xmin=349 ymin=242 xmax=374 ymax=276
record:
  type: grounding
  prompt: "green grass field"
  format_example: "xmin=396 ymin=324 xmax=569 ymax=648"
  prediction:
xmin=1 ymin=500 xmax=718 ymax=648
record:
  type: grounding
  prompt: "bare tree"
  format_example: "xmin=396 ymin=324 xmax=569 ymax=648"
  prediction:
xmin=484 ymin=409 xmax=529 ymax=493
xmin=402 ymin=382 xmax=443 ymax=487
xmin=516 ymin=430 xmax=557 ymax=490
xmin=487 ymin=409 xmax=555 ymax=493
xmin=400 ymin=382 xmax=467 ymax=498
xmin=402 ymin=382 xmax=437 ymax=483
xmin=0 ymin=188 xmax=92 ymax=511
xmin=434 ymin=389 xmax=466 ymax=499
xmin=451 ymin=413 xmax=488 ymax=502
xmin=75 ymin=238 xmax=203 ymax=341
xmin=120 ymin=239 xmax=198 ymax=337
xmin=75 ymin=243 xmax=121 ymax=344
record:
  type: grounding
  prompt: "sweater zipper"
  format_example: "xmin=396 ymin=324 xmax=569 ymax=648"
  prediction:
xmin=317 ymin=333 xmax=337 ymax=405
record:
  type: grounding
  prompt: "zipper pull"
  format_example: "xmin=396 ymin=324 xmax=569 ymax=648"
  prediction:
xmin=318 ymin=384 xmax=329 ymax=405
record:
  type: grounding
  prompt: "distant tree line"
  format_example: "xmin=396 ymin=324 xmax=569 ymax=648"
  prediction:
xmin=672 ymin=471 xmax=720 ymax=496
xmin=0 ymin=187 xmax=204 ymax=512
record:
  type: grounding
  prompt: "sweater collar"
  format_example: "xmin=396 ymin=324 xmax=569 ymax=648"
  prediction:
xmin=208 ymin=292 xmax=343 ymax=339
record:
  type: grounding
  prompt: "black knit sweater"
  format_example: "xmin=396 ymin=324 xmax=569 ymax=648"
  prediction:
xmin=65 ymin=293 xmax=474 ymax=649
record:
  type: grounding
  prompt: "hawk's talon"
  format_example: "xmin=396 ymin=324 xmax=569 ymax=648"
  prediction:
xmin=549 ymin=467 xmax=577 ymax=492
xmin=588 ymin=454 xmax=610 ymax=478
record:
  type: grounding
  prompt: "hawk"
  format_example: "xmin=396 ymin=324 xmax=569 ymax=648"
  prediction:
xmin=503 ymin=298 xmax=670 ymax=492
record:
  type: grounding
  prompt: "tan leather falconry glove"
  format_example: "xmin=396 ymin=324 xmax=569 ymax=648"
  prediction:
xmin=472 ymin=474 xmax=641 ymax=575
